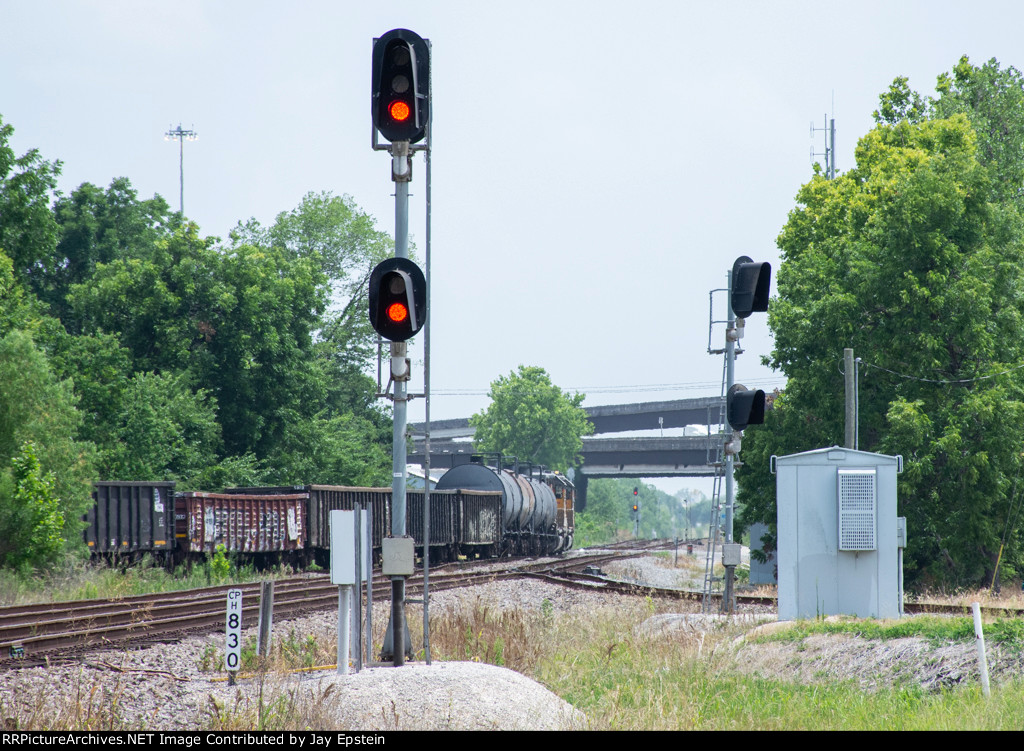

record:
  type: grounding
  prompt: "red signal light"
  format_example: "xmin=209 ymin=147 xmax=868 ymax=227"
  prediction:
xmin=389 ymin=100 xmax=411 ymax=122
xmin=387 ymin=302 xmax=409 ymax=323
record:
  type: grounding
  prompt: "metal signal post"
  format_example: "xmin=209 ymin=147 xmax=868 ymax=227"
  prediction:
xmin=704 ymin=257 xmax=770 ymax=613
xmin=370 ymin=28 xmax=431 ymax=668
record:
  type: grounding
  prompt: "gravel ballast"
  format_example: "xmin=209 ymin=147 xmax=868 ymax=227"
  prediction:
xmin=0 ymin=572 xmax=631 ymax=731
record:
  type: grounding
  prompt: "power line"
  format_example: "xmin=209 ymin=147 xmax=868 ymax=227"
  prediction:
xmin=861 ymin=360 xmax=1024 ymax=385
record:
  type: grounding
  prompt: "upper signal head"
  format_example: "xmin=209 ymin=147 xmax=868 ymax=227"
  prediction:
xmin=372 ymin=29 xmax=430 ymax=144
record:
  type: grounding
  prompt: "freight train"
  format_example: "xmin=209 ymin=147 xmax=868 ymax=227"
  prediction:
xmin=82 ymin=458 xmax=575 ymax=567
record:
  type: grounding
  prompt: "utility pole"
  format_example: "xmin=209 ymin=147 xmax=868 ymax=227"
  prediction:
xmin=844 ymin=348 xmax=855 ymax=449
xmin=164 ymin=124 xmax=197 ymax=214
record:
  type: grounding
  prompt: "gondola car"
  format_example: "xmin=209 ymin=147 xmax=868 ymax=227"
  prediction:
xmin=83 ymin=463 xmax=574 ymax=565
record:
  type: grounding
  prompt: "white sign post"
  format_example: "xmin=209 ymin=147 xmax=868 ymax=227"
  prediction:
xmin=225 ymin=588 xmax=243 ymax=685
xmin=331 ymin=509 xmax=372 ymax=674
xmin=331 ymin=511 xmax=355 ymax=675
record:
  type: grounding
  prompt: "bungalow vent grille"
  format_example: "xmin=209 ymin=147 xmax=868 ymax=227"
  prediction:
xmin=838 ymin=468 xmax=876 ymax=551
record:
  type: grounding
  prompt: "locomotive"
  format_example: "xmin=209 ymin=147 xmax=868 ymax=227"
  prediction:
xmin=82 ymin=457 xmax=575 ymax=566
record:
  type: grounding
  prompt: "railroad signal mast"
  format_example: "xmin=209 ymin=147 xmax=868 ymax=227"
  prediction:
xmin=631 ymin=487 xmax=640 ymax=537
xmin=704 ymin=256 xmax=770 ymax=613
xmin=370 ymin=28 xmax=431 ymax=668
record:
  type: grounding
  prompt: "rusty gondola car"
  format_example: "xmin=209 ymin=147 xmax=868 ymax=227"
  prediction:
xmin=175 ymin=491 xmax=308 ymax=565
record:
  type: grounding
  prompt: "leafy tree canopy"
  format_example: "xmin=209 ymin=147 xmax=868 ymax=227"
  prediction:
xmin=230 ymin=191 xmax=394 ymax=369
xmin=739 ymin=67 xmax=1024 ymax=589
xmin=875 ymin=56 xmax=1024 ymax=205
xmin=0 ymin=115 xmax=61 ymax=296
xmin=0 ymin=113 xmax=396 ymax=563
xmin=68 ymin=225 xmax=331 ymax=459
xmin=470 ymin=365 xmax=593 ymax=472
xmin=103 ymin=371 xmax=222 ymax=484
xmin=46 ymin=178 xmax=175 ymax=325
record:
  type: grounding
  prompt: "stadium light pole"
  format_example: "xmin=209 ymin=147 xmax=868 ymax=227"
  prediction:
xmin=164 ymin=124 xmax=197 ymax=215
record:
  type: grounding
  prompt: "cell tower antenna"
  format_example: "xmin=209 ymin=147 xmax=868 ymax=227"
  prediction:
xmin=810 ymin=97 xmax=836 ymax=179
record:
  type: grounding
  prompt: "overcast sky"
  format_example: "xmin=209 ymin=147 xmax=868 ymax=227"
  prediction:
xmin=3 ymin=1 xmax=1022 ymax=495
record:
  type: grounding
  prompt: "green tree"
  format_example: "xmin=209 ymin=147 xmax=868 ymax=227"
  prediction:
xmin=738 ymin=109 xmax=1024 ymax=588
xmin=104 ymin=371 xmax=222 ymax=484
xmin=0 ymin=250 xmax=39 ymax=337
xmin=62 ymin=189 xmax=393 ymax=482
xmin=45 ymin=330 xmax=132 ymax=451
xmin=269 ymin=411 xmax=390 ymax=487
xmin=47 ymin=178 xmax=175 ymax=325
xmin=230 ymin=191 xmax=394 ymax=369
xmin=888 ymin=56 xmax=1024 ymax=207
xmin=574 ymin=479 xmax=633 ymax=545
xmin=0 ymin=442 xmax=65 ymax=570
xmin=0 ymin=330 xmax=94 ymax=546
xmin=69 ymin=226 xmax=330 ymax=459
xmin=0 ymin=115 xmax=62 ymax=295
xmin=470 ymin=366 xmax=593 ymax=472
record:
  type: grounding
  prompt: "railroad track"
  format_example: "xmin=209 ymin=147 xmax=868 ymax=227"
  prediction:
xmin=3 ymin=547 xmax=1022 ymax=667
xmin=0 ymin=552 xmax=640 ymax=665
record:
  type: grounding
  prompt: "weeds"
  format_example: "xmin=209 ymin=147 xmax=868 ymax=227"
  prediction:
xmin=203 ymin=680 xmax=341 ymax=731
xmin=0 ymin=670 xmax=128 ymax=731
xmin=752 ymin=615 xmax=1024 ymax=651
xmin=427 ymin=597 xmax=542 ymax=672
xmin=0 ymin=554 xmax=286 ymax=607
xmin=209 ymin=544 xmax=232 ymax=581
xmin=196 ymin=628 xmax=336 ymax=676
xmin=7 ymin=562 xmax=1024 ymax=730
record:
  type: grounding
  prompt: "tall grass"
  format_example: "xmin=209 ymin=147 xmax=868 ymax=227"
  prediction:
xmin=752 ymin=614 xmax=1024 ymax=651
xmin=0 ymin=671 xmax=129 ymax=731
xmin=423 ymin=595 xmax=1024 ymax=730
xmin=202 ymin=678 xmax=343 ymax=731
xmin=0 ymin=553 xmax=290 ymax=606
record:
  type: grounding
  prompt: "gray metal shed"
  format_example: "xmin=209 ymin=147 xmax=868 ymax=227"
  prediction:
xmin=774 ymin=446 xmax=904 ymax=620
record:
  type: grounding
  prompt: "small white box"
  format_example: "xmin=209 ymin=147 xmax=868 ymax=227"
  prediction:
xmin=330 ymin=510 xmax=355 ymax=585
xmin=382 ymin=536 xmax=415 ymax=576
xmin=722 ymin=543 xmax=742 ymax=567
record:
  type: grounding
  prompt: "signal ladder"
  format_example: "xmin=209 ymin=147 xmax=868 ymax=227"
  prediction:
xmin=701 ymin=353 xmax=729 ymax=613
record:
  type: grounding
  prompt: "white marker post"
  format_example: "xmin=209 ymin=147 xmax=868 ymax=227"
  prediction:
xmin=972 ymin=602 xmax=991 ymax=697
xmin=330 ymin=510 xmax=355 ymax=675
xmin=225 ymin=588 xmax=243 ymax=686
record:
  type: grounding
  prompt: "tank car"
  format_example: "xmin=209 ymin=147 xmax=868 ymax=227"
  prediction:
xmin=434 ymin=458 xmax=575 ymax=556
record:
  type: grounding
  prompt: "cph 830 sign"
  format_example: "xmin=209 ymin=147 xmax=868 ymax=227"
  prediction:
xmin=225 ymin=588 xmax=243 ymax=672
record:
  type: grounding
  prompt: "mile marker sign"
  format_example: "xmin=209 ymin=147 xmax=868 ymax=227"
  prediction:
xmin=225 ymin=589 xmax=243 ymax=674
